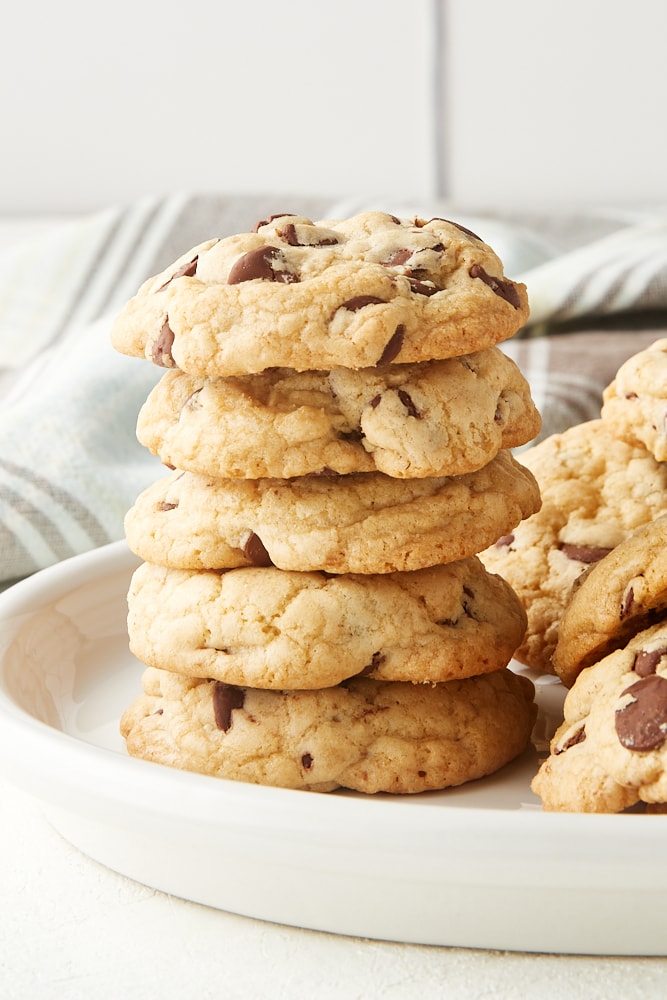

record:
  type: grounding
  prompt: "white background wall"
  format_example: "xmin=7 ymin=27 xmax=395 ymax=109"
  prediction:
xmin=2 ymin=0 xmax=666 ymax=214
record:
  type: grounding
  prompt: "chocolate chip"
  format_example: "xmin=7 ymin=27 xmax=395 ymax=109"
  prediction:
xmin=555 ymin=725 xmax=586 ymax=754
xmin=156 ymin=255 xmax=199 ymax=291
xmin=243 ymin=531 xmax=274 ymax=566
xmin=252 ymin=213 xmax=296 ymax=231
xmin=212 ymin=682 xmax=245 ymax=732
xmin=407 ymin=277 xmax=439 ymax=296
xmin=383 ymin=248 xmax=413 ymax=266
xmin=152 ymin=318 xmax=176 ymax=367
xmin=369 ymin=395 xmax=382 ymax=409
xmin=469 ymin=263 xmax=521 ymax=308
xmin=358 ymin=651 xmax=386 ymax=676
xmin=340 ymin=295 xmax=387 ymax=311
xmin=227 ymin=246 xmax=298 ymax=284
xmin=495 ymin=534 xmax=515 ymax=548
xmin=376 ymin=325 xmax=405 ymax=365
xmin=277 ymin=223 xmax=338 ymax=247
xmin=157 ymin=501 xmax=178 ymax=512
xmin=634 ymin=647 xmax=667 ymax=677
xmin=559 ymin=543 xmax=613 ymax=564
xmin=301 ymin=752 xmax=314 ymax=769
xmin=615 ymin=675 xmax=667 ymax=751
xmin=397 ymin=389 xmax=421 ymax=418
xmin=621 ymin=586 xmax=636 ymax=620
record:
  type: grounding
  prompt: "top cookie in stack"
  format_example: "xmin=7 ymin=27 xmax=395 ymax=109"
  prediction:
xmin=113 ymin=211 xmax=541 ymax=794
xmin=111 ymin=211 xmax=530 ymax=377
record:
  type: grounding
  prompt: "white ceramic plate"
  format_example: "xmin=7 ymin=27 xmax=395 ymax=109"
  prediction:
xmin=1 ymin=541 xmax=666 ymax=956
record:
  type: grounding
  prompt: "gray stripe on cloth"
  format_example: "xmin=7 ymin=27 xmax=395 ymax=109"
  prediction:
xmin=0 ymin=458 xmax=111 ymax=552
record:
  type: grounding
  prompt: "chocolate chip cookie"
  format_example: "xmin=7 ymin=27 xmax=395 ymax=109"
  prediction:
xmin=136 ymin=349 xmax=540 ymax=480
xmin=124 ymin=452 xmax=541 ymax=575
xmin=120 ymin=666 xmax=536 ymax=793
xmin=126 ymin=557 xmax=527 ymax=689
xmin=480 ymin=420 xmax=667 ymax=674
xmin=532 ymin=622 xmax=667 ymax=812
xmin=553 ymin=516 xmax=667 ymax=688
xmin=110 ymin=212 xmax=529 ymax=376
xmin=602 ymin=337 xmax=667 ymax=462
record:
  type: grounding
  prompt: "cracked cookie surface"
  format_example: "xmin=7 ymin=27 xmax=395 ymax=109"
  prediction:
xmin=136 ymin=348 xmax=540 ymax=480
xmin=110 ymin=211 xmax=529 ymax=376
xmin=124 ymin=451 xmax=541 ymax=575
xmin=120 ymin=667 xmax=536 ymax=793
xmin=127 ymin=558 xmax=527 ymax=689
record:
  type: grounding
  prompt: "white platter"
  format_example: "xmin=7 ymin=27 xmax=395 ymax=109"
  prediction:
xmin=1 ymin=540 xmax=666 ymax=956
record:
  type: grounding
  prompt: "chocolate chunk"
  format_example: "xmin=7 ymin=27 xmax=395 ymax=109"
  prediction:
xmin=615 ymin=675 xmax=667 ymax=751
xmin=156 ymin=255 xmax=199 ymax=291
xmin=340 ymin=295 xmax=387 ymax=312
xmin=555 ymin=725 xmax=586 ymax=754
xmin=376 ymin=325 xmax=405 ymax=365
xmin=278 ymin=223 xmax=337 ymax=247
xmin=495 ymin=534 xmax=515 ymax=548
xmin=252 ymin=213 xmax=296 ymax=231
xmin=621 ymin=586 xmax=636 ymax=620
xmin=407 ymin=277 xmax=439 ymax=296
xmin=227 ymin=246 xmax=298 ymax=284
xmin=157 ymin=501 xmax=178 ymax=512
xmin=243 ymin=531 xmax=274 ymax=566
xmin=634 ymin=647 xmax=667 ymax=677
xmin=383 ymin=248 xmax=413 ymax=266
xmin=212 ymin=682 xmax=245 ymax=732
xmin=152 ymin=318 xmax=176 ymax=367
xmin=397 ymin=389 xmax=421 ymax=418
xmin=443 ymin=219 xmax=482 ymax=241
xmin=359 ymin=651 xmax=386 ymax=676
xmin=559 ymin=543 xmax=613 ymax=564
xmin=469 ymin=263 xmax=521 ymax=308
xmin=369 ymin=395 xmax=382 ymax=409
xmin=301 ymin=752 xmax=314 ymax=769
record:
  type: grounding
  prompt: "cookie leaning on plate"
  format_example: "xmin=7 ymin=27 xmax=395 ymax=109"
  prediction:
xmin=121 ymin=667 xmax=537 ymax=793
xmin=124 ymin=452 xmax=541 ymax=575
xmin=601 ymin=338 xmax=667 ymax=462
xmin=480 ymin=420 xmax=667 ymax=674
xmin=136 ymin=349 xmax=541 ymax=480
xmin=110 ymin=212 xmax=529 ymax=376
xmin=553 ymin=517 xmax=667 ymax=688
xmin=532 ymin=622 xmax=667 ymax=812
xmin=126 ymin=558 xmax=528 ymax=689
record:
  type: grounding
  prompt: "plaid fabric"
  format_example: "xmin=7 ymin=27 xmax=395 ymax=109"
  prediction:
xmin=1 ymin=195 xmax=665 ymax=586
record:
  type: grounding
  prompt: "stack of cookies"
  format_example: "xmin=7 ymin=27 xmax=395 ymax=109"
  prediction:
xmin=480 ymin=338 xmax=667 ymax=811
xmin=111 ymin=210 xmax=541 ymax=794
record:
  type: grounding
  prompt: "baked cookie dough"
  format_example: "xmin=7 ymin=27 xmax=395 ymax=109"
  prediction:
xmin=553 ymin=517 xmax=667 ymax=687
xmin=532 ymin=622 xmax=667 ymax=812
xmin=120 ymin=667 xmax=536 ymax=793
xmin=602 ymin=338 xmax=667 ymax=462
xmin=127 ymin=558 xmax=527 ymax=689
xmin=481 ymin=420 xmax=667 ymax=674
xmin=136 ymin=349 xmax=541 ymax=480
xmin=110 ymin=212 xmax=529 ymax=376
xmin=124 ymin=451 xmax=541 ymax=575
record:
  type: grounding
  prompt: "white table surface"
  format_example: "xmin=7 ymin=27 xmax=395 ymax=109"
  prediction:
xmin=2 ymin=218 xmax=667 ymax=1000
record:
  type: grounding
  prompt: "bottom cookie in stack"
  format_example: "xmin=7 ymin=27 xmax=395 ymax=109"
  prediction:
xmin=120 ymin=557 xmax=537 ymax=793
xmin=121 ymin=664 xmax=536 ymax=795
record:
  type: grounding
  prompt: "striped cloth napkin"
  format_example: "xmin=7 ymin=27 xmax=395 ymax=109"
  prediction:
xmin=1 ymin=195 xmax=665 ymax=586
